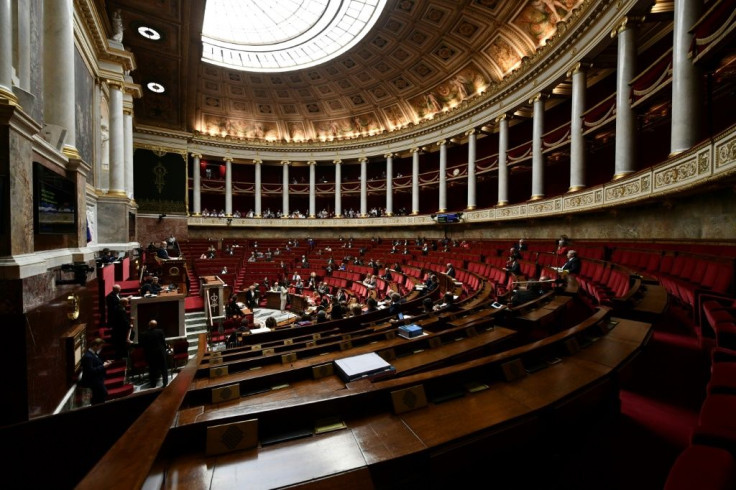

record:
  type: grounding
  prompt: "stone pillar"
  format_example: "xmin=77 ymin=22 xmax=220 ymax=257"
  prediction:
xmin=385 ymin=153 xmax=393 ymax=216
xmin=497 ymin=115 xmax=509 ymax=206
xmin=107 ymin=81 xmax=125 ymax=196
xmin=281 ymin=160 xmax=289 ymax=217
xmin=360 ymin=157 xmax=368 ymax=217
xmin=308 ymin=160 xmax=316 ymax=218
xmin=531 ymin=93 xmax=546 ymax=200
xmin=123 ymin=108 xmax=134 ymax=200
xmin=13 ymin=0 xmax=31 ymax=90
xmin=43 ymin=0 xmax=76 ymax=156
xmin=254 ymin=159 xmax=262 ymax=218
xmin=438 ymin=140 xmax=447 ymax=212
xmin=411 ymin=148 xmax=420 ymax=215
xmin=671 ymin=0 xmax=703 ymax=155
xmin=466 ymin=129 xmax=477 ymax=210
xmin=191 ymin=153 xmax=202 ymax=215
xmin=613 ymin=17 xmax=638 ymax=178
xmin=569 ymin=63 xmax=588 ymax=191
xmin=334 ymin=159 xmax=342 ymax=218
xmin=224 ymin=157 xmax=233 ymax=216
xmin=0 ymin=0 xmax=15 ymax=101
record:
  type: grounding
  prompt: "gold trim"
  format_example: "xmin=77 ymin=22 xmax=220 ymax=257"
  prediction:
xmin=62 ymin=146 xmax=82 ymax=160
xmin=567 ymin=185 xmax=586 ymax=192
xmin=438 ymin=208 xmax=447 ymax=213
xmin=497 ymin=201 xmax=509 ymax=206
xmin=106 ymin=190 xmax=128 ymax=198
xmin=612 ymin=171 xmax=633 ymax=180
xmin=530 ymin=194 xmax=545 ymax=201
xmin=0 ymin=87 xmax=20 ymax=107
xmin=466 ymin=205 xmax=476 ymax=210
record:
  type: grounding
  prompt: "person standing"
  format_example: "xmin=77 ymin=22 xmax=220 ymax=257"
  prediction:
xmin=80 ymin=338 xmax=112 ymax=405
xmin=110 ymin=297 xmax=133 ymax=359
xmin=139 ymin=320 xmax=169 ymax=388
xmin=445 ymin=263 xmax=456 ymax=279
xmin=105 ymin=284 xmax=121 ymax=326
xmin=279 ymin=284 xmax=288 ymax=313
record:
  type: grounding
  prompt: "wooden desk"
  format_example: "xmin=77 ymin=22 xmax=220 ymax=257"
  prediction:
xmin=130 ymin=292 xmax=186 ymax=340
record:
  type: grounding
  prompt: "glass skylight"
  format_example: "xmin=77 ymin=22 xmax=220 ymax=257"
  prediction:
xmin=201 ymin=0 xmax=387 ymax=72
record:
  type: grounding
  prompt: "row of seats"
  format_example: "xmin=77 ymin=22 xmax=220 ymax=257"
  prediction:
xmin=701 ymin=296 xmax=736 ymax=347
xmin=576 ymin=260 xmax=635 ymax=306
xmin=665 ymin=347 xmax=736 ymax=489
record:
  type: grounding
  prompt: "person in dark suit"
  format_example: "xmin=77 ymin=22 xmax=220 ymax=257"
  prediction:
xmin=156 ymin=241 xmax=170 ymax=260
xmin=110 ymin=297 xmax=132 ymax=359
xmin=445 ymin=263 xmax=456 ymax=278
xmin=80 ymin=338 xmax=112 ymax=405
xmin=561 ymin=250 xmax=581 ymax=275
xmin=139 ymin=319 xmax=169 ymax=388
xmin=105 ymin=284 xmax=121 ymax=326
xmin=244 ymin=284 xmax=258 ymax=310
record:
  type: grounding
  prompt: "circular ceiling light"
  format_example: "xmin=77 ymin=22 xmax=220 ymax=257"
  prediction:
xmin=201 ymin=0 xmax=387 ymax=72
xmin=146 ymin=82 xmax=165 ymax=93
xmin=137 ymin=26 xmax=161 ymax=41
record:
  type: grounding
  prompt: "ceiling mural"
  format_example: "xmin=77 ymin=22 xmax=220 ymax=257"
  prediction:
xmin=105 ymin=0 xmax=585 ymax=144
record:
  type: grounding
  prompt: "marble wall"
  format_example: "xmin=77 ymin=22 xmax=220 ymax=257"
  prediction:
xmin=137 ymin=215 xmax=189 ymax=251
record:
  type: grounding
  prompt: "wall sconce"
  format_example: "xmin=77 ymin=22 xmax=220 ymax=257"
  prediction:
xmin=158 ymin=213 xmax=166 ymax=222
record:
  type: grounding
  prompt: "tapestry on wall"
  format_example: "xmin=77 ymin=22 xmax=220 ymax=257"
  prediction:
xmin=133 ymin=149 xmax=187 ymax=214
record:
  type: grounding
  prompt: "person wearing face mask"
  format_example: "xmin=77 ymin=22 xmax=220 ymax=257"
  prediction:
xmin=80 ymin=338 xmax=112 ymax=405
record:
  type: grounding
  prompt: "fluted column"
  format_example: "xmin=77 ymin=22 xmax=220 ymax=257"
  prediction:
xmin=671 ymin=0 xmax=703 ymax=155
xmin=0 ymin=0 xmax=15 ymax=102
xmin=43 ymin=0 xmax=76 ymax=156
xmin=531 ymin=93 xmax=546 ymax=200
xmin=308 ymin=160 xmax=316 ymax=218
xmin=411 ymin=148 xmax=420 ymax=215
xmin=497 ymin=115 xmax=509 ymax=206
xmin=254 ymin=159 xmax=262 ymax=218
xmin=569 ymin=63 xmax=588 ymax=191
xmin=360 ymin=157 xmax=368 ymax=217
xmin=192 ymin=154 xmax=202 ymax=215
xmin=613 ymin=17 xmax=638 ymax=178
xmin=438 ymin=140 xmax=447 ymax=212
xmin=123 ymin=108 xmax=134 ymax=199
xmin=466 ymin=129 xmax=477 ymax=210
xmin=385 ymin=153 xmax=394 ymax=216
xmin=281 ymin=160 xmax=290 ymax=217
xmin=224 ymin=157 xmax=233 ymax=217
xmin=334 ymin=159 xmax=342 ymax=218
xmin=108 ymin=81 xmax=125 ymax=196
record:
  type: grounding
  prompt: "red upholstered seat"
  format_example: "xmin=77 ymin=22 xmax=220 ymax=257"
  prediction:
xmin=699 ymin=394 xmax=736 ymax=430
xmin=664 ymin=445 xmax=736 ymax=490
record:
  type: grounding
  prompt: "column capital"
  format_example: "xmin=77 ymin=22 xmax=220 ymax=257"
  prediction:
xmin=566 ymin=61 xmax=593 ymax=78
xmin=333 ymin=159 xmax=342 ymax=165
xmin=358 ymin=157 xmax=368 ymax=164
xmin=191 ymin=152 xmax=202 ymax=159
xmin=122 ymin=108 xmax=134 ymax=116
xmin=436 ymin=139 xmax=447 ymax=147
xmin=528 ymin=92 xmax=549 ymax=105
xmin=383 ymin=153 xmax=394 ymax=159
xmin=281 ymin=160 xmax=290 ymax=166
xmin=253 ymin=158 xmax=262 ymax=164
xmin=223 ymin=157 xmax=233 ymax=163
xmin=307 ymin=160 xmax=317 ymax=166
xmin=494 ymin=113 xmax=512 ymax=124
xmin=464 ymin=128 xmax=477 ymax=137
xmin=611 ymin=16 xmax=645 ymax=37
xmin=106 ymin=79 xmax=124 ymax=91
xmin=410 ymin=147 xmax=420 ymax=154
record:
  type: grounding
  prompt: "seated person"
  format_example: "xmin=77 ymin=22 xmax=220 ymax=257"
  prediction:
xmin=434 ymin=291 xmax=457 ymax=312
xmin=226 ymin=294 xmax=241 ymax=318
xmin=141 ymin=276 xmax=163 ymax=296
xmin=422 ymin=296 xmax=435 ymax=313
xmin=424 ymin=273 xmax=439 ymax=291
xmin=156 ymin=241 xmax=170 ymax=260
xmin=381 ymin=268 xmax=393 ymax=281
xmin=227 ymin=324 xmax=249 ymax=345
xmin=504 ymin=257 xmax=521 ymax=275
xmin=363 ymin=274 xmax=377 ymax=289
xmin=560 ymin=250 xmax=581 ymax=275
xmin=99 ymin=248 xmax=117 ymax=264
xmin=364 ymin=297 xmax=378 ymax=312
xmin=265 ymin=316 xmax=277 ymax=330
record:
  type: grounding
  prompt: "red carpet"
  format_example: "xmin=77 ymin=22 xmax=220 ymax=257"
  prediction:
xmin=185 ymin=295 xmax=204 ymax=312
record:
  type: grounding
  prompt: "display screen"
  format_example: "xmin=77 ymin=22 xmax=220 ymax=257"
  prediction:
xmin=34 ymin=162 xmax=77 ymax=234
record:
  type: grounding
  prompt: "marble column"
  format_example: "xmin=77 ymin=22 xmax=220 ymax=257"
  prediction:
xmin=466 ymin=129 xmax=477 ymax=210
xmin=254 ymin=159 xmax=262 ymax=218
xmin=43 ymin=0 xmax=76 ymax=156
xmin=613 ymin=17 xmax=638 ymax=178
xmin=360 ymin=157 xmax=368 ymax=217
xmin=334 ymin=159 xmax=342 ymax=218
xmin=107 ymin=81 xmax=125 ymax=196
xmin=569 ymin=63 xmax=588 ymax=191
xmin=385 ymin=153 xmax=393 ymax=216
xmin=224 ymin=157 xmax=233 ymax=217
xmin=123 ymin=108 xmax=134 ymax=200
xmin=531 ymin=93 xmax=546 ymax=200
xmin=13 ymin=0 xmax=31 ymax=91
xmin=497 ymin=115 xmax=509 ymax=206
xmin=191 ymin=153 xmax=202 ymax=215
xmin=308 ymin=160 xmax=316 ymax=218
xmin=411 ymin=148 xmax=420 ymax=215
xmin=281 ymin=160 xmax=289 ymax=218
xmin=671 ymin=0 xmax=703 ymax=155
xmin=438 ymin=140 xmax=447 ymax=212
xmin=0 ymin=0 xmax=15 ymax=101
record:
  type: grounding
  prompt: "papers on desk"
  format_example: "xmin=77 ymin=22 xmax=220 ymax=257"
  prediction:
xmin=334 ymin=352 xmax=393 ymax=382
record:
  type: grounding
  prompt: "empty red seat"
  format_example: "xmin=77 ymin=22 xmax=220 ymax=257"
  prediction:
xmin=664 ymin=444 xmax=736 ymax=490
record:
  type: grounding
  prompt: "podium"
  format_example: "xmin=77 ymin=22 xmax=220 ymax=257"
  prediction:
xmin=201 ymin=275 xmax=226 ymax=322
xmin=159 ymin=259 xmax=188 ymax=295
xmin=131 ymin=292 xmax=186 ymax=340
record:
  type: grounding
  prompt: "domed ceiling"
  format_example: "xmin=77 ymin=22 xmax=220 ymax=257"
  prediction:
xmin=106 ymin=0 xmax=585 ymax=144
